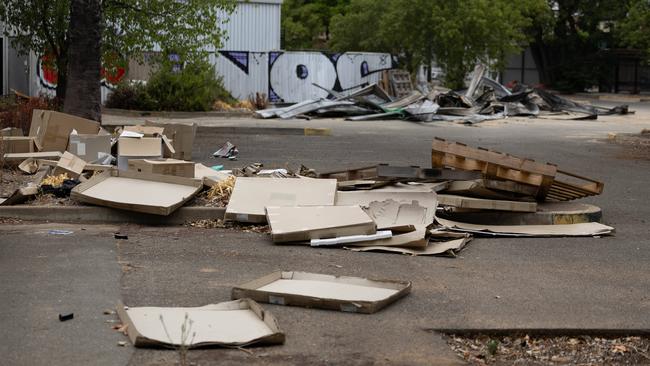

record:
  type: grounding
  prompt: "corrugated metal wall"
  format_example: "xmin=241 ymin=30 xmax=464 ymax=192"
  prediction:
xmin=220 ymin=1 xmax=281 ymax=51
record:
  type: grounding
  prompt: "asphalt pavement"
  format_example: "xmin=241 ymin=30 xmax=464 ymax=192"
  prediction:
xmin=2 ymin=109 xmax=650 ymax=365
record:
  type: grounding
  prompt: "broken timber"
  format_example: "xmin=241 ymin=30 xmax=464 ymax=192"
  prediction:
xmin=431 ymin=137 xmax=604 ymax=201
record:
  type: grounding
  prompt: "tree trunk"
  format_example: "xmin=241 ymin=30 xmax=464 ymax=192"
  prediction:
xmin=55 ymin=52 xmax=68 ymax=102
xmin=63 ymin=0 xmax=103 ymax=122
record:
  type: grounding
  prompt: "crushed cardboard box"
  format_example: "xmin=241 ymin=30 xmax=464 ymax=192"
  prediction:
xmin=52 ymin=152 xmax=86 ymax=179
xmin=144 ymin=120 xmax=197 ymax=160
xmin=232 ymin=271 xmax=411 ymax=314
xmin=116 ymin=299 xmax=284 ymax=348
xmin=436 ymin=217 xmax=614 ymax=237
xmin=29 ymin=109 xmax=100 ymax=151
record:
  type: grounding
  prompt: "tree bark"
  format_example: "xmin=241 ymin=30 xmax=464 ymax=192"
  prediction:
xmin=63 ymin=0 xmax=103 ymax=122
xmin=55 ymin=52 xmax=68 ymax=102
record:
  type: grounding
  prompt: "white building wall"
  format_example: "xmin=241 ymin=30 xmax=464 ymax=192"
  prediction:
xmin=220 ymin=0 xmax=281 ymax=51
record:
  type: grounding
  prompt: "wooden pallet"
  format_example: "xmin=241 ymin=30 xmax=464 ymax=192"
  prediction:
xmin=431 ymin=137 xmax=604 ymax=201
xmin=387 ymin=70 xmax=413 ymax=99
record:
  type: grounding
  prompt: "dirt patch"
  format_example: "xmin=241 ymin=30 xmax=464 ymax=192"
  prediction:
xmin=0 ymin=169 xmax=36 ymax=197
xmin=186 ymin=218 xmax=269 ymax=233
xmin=609 ymin=131 xmax=650 ymax=161
xmin=446 ymin=334 xmax=650 ymax=365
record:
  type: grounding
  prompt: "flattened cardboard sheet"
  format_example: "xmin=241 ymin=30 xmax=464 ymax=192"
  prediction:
xmin=225 ymin=178 xmax=337 ymax=223
xmin=232 ymin=271 xmax=411 ymax=314
xmin=335 ymin=190 xmax=436 ymax=208
xmin=71 ymin=170 xmax=202 ymax=216
xmin=116 ymin=299 xmax=284 ymax=348
xmin=348 ymin=236 xmax=471 ymax=256
xmin=266 ymin=205 xmax=376 ymax=243
xmin=436 ymin=217 xmax=614 ymax=237
xmin=3 ymin=151 xmax=62 ymax=165
xmin=438 ymin=194 xmax=537 ymax=213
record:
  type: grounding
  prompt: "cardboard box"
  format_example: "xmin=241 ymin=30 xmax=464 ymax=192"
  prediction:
xmin=52 ymin=151 xmax=86 ymax=179
xmin=144 ymin=120 xmax=197 ymax=160
xmin=225 ymin=178 xmax=337 ymax=223
xmin=128 ymin=158 xmax=195 ymax=178
xmin=67 ymin=131 xmax=111 ymax=163
xmin=116 ymin=299 xmax=284 ymax=348
xmin=265 ymin=205 xmax=376 ymax=243
xmin=231 ymin=271 xmax=411 ymax=314
xmin=117 ymin=137 xmax=162 ymax=171
xmin=124 ymin=125 xmax=165 ymax=137
xmin=29 ymin=109 xmax=100 ymax=151
xmin=0 ymin=136 xmax=34 ymax=153
xmin=71 ymin=169 xmax=202 ymax=216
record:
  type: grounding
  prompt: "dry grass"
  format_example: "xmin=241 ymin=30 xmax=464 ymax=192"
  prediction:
xmin=204 ymin=176 xmax=236 ymax=206
xmin=247 ymin=92 xmax=268 ymax=110
xmin=41 ymin=173 xmax=70 ymax=187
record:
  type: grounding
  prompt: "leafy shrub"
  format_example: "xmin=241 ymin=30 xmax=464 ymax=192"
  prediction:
xmin=105 ymin=59 xmax=234 ymax=112
xmin=145 ymin=60 xmax=234 ymax=111
xmin=105 ymin=82 xmax=156 ymax=111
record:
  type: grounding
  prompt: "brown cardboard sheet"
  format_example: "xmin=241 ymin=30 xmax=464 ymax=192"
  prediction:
xmin=348 ymin=236 xmax=471 ymax=256
xmin=364 ymin=199 xmax=436 ymax=231
xmin=265 ymin=205 xmax=376 ymax=243
xmin=0 ymin=136 xmax=34 ymax=153
xmin=232 ymin=271 xmax=411 ymax=314
xmin=71 ymin=170 xmax=202 ymax=215
xmin=116 ymin=299 xmax=284 ymax=348
xmin=225 ymin=178 xmax=337 ymax=223
xmin=437 ymin=194 xmax=537 ymax=213
xmin=3 ymin=151 xmax=62 ymax=165
xmin=436 ymin=217 xmax=614 ymax=237
xmin=194 ymin=163 xmax=231 ymax=186
xmin=128 ymin=158 xmax=195 ymax=178
xmin=52 ymin=152 xmax=86 ymax=179
xmin=67 ymin=132 xmax=111 ymax=163
xmin=144 ymin=120 xmax=197 ymax=160
xmin=29 ymin=109 xmax=100 ymax=151
xmin=336 ymin=190 xmax=436 ymax=209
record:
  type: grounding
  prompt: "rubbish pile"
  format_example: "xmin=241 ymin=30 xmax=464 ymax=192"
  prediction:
xmin=255 ymin=65 xmax=632 ymax=123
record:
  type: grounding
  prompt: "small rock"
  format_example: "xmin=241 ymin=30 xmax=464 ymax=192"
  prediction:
xmin=117 ymin=341 xmax=127 ymax=347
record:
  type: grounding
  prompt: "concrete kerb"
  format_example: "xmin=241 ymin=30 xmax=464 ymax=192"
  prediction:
xmin=0 ymin=206 xmax=226 ymax=225
xmin=102 ymin=108 xmax=254 ymax=119
xmin=430 ymin=328 xmax=650 ymax=337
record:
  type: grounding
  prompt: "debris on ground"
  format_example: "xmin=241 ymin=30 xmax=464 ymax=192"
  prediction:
xmin=213 ymin=141 xmax=238 ymax=159
xmin=202 ymin=175 xmax=236 ymax=206
xmin=254 ymin=65 xmax=632 ymax=124
xmin=232 ymin=271 xmax=411 ymax=313
xmin=446 ymin=334 xmax=650 ymax=365
xmin=116 ymin=299 xmax=285 ymax=348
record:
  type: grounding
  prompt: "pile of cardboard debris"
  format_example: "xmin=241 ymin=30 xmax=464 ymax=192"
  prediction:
xmin=255 ymin=65 xmax=632 ymax=123
xmin=1 ymin=109 xmax=614 ymax=257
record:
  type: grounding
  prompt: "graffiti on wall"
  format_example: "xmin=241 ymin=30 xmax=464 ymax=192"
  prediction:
xmin=36 ymin=54 xmax=126 ymax=92
xmin=218 ymin=51 xmax=396 ymax=103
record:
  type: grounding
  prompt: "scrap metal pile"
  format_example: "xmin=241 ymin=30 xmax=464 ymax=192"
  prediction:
xmin=256 ymin=65 xmax=632 ymax=123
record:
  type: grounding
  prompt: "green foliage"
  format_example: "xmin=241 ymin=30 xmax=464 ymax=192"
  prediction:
xmin=0 ymin=0 xmax=236 ymax=97
xmin=330 ymin=0 xmax=545 ymax=88
xmin=282 ymin=0 xmax=349 ymax=49
xmin=619 ymin=0 xmax=650 ymax=59
xmin=106 ymin=60 xmax=233 ymax=112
